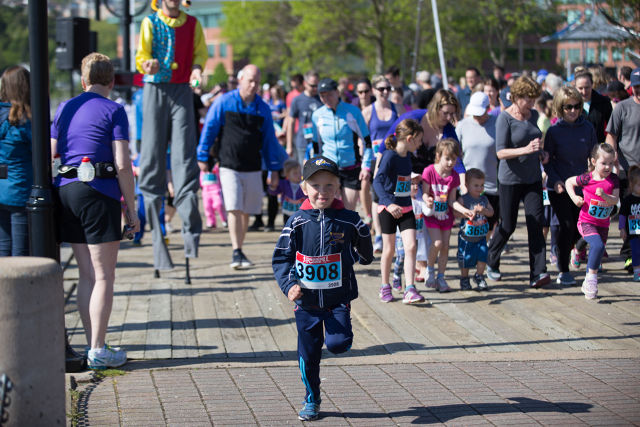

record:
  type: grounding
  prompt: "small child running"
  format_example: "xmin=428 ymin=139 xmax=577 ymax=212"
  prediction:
xmin=200 ymin=162 xmax=227 ymax=229
xmin=268 ymin=158 xmax=306 ymax=227
xmin=453 ymin=168 xmax=494 ymax=290
xmin=619 ymin=165 xmax=640 ymax=281
xmin=565 ymin=143 xmax=620 ymax=299
xmin=373 ymin=119 xmax=425 ymax=304
xmin=422 ymin=138 xmax=461 ymax=292
xmin=272 ymin=156 xmax=373 ymax=421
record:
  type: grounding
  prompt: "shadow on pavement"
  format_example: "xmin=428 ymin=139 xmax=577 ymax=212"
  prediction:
xmin=321 ymin=396 xmax=593 ymax=424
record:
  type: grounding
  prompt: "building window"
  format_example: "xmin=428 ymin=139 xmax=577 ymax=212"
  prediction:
xmin=219 ymin=43 xmax=227 ymax=58
xmin=207 ymin=44 xmax=216 ymax=57
xmin=612 ymin=47 xmax=622 ymax=61
xmin=586 ymin=48 xmax=595 ymax=63
xmin=567 ymin=9 xmax=581 ymax=23
xmin=560 ymin=49 xmax=566 ymax=65
xmin=568 ymin=48 xmax=581 ymax=64
xmin=599 ymin=48 xmax=609 ymax=63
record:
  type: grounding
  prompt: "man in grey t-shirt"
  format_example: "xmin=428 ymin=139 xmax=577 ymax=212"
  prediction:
xmin=286 ymin=70 xmax=322 ymax=167
xmin=606 ymin=67 xmax=640 ymax=180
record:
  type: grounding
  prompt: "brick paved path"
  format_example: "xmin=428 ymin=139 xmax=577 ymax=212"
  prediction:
xmin=75 ymin=359 xmax=639 ymax=426
xmin=64 ymin=210 xmax=640 ymax=425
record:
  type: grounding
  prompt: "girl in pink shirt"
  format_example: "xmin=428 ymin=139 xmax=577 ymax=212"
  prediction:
xmin=565 ymin=144 xmax=619 ymax=299
xmin=421 ymin=138 xmax=461 ymax=292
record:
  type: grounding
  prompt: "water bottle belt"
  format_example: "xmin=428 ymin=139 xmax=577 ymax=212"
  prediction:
xmin=59 ymin=162 xmax=117 ymax=179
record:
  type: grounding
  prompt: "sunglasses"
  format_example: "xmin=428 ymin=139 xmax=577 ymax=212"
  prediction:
xmin=358 ymin=89 xmax=371 ymax=94
xmin=376 ymin=86 xmax=391 ymax=92
xmin=308 ymin=84 xmax=318 ymax=88
xmin=563 ymin=103 xmax=581 ymax=111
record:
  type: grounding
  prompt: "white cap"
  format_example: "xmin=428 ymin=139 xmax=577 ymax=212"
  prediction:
xmin=467 ymin=92 xmax=490 ymax=116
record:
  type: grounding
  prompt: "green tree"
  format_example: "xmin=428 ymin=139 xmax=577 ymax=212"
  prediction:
xmin=91 ymin=19 xmax=119 ymax=60
xmin=210 ymin=62 xmax=229 ymax=85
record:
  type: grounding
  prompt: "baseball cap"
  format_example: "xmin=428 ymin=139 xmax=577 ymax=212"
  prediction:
xmin=467 ymin=92 xmax=490 ymax=116
xmin=318 ymin=78 xmax=338 ymax=93
xmin=630 ymin=67 xmax=640 ymax=86
xmin=500 ymin=86 xmax=512 ymax=108
xmin=303 ymin=156 xmax=339 ymax=180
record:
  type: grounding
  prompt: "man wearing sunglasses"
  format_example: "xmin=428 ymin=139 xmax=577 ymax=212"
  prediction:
xmin=287 ymin=70 xmax=322 ymax=167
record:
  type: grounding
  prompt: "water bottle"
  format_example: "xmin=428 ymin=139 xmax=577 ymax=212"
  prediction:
xmin=52 ymin=154 xmax=61 ymax=178
xmin=77 ymin=157 xmax=95 ymax=182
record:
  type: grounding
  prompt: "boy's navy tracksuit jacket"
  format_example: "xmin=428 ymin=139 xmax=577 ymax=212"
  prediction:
xmin=272 ymin=198 xmax=374 ymax=309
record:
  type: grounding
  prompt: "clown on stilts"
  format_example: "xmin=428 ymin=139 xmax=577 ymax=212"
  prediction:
xmin=135 ymin=0 xmax=207 ymax=282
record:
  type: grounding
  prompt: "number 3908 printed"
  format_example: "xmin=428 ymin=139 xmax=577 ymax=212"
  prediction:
xmin=295 ymin=252 xmax=342 ymax=290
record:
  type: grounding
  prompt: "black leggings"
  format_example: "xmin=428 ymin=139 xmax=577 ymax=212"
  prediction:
xmin=487 ymin=181 xmax=547 ymax=280
xmin=548 ymin=191 xmax=581 ymax=272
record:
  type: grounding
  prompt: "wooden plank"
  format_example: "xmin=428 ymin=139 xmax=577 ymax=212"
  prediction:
xmin=356 ymin=283 xmax=443 ymax=355
xmin=211 ymin=286 xmax=254 ymax=358
xmin=191 ymin=282 xmax=226 ymax=358
xmin=251 ymin=280 xmax=298 ymax=357
xmin=233 ymin=287 xmax=281 ymax=358
xmin=145 ymin=280 xmax=172 ymax=359
xmin=171 ymin=279 xmax=199 ymax=358
xmin=119 ymin=280 xmax=151 ymax=359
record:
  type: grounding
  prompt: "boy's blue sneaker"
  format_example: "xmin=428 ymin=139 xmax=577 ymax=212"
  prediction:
xmin=298 ymin=401 xmax=320 ymax=421
xmin=633 ymin=271 xmax=640 ymax=282
xmin=486 ymin=266 xmax=501 ymax=281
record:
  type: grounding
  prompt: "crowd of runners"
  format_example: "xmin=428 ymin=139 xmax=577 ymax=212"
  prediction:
xmin=1 ymin=0 xmax=639 ymax=418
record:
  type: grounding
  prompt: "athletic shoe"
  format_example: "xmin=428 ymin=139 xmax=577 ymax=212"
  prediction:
xmin=379 ymin=284 xmax=393 ymax=303
xmin=239 ymin=251 xmax=253 ymax=268
xmin=222 ymin=221 xmax=228 ymax=228
xmin=460 ymin=277 xmax=472 ymax=291
xmin=473 ymin=273 xmax=488 ymax=291
xmin=556 ymin=271 xmax=576 ymax=286
xmin=530 ymin=273 xmax=551 ymax=289
xmin=298 ymin=401 xmax=320 ymax=421
xmin=570 ymin=248 xmax=581 ymax=270
xmin=373 ymin=236 xmax=383 ymax=254
xmin=624 ymin=258 xmax=633 ymax=273
xmin=549 ymin=252 xmax=558 ymax=267
xmin=581 ymin=275 xmax=598 ymax=299
xmin=486 ymin=266 xmax=501 ymax=281
xmin=633 ymin=272 xmax=640 ymax=282
xmin=230 ymin=250 xmax=242 ymax=269
xmin=87 ymin=344 xmax=127 ymax=370
xmin=403 ymin=286 xmax=425 ymax=304
xmin=131 ymin=239 xmax=142 ymax=246
xmin=391 ymin=276 xmax=403 ymax=293
xmin=436 ymin=274 xmax=451 ymax=292
xmin=425 ymin=268 xmax=437 ymax=289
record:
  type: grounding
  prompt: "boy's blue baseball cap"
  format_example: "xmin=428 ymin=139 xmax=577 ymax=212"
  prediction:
xmin=303 ymin=156 xmax=339 ymax=180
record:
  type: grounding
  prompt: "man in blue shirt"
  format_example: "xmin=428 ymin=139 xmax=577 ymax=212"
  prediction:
xmin=197 ymin=64 xmax=286 ymax=269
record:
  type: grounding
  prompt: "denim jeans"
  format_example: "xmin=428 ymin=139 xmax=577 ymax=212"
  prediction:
xmin=0 ymin=204 xmax=29 ymax=256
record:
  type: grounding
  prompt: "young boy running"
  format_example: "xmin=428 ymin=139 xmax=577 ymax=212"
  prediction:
xmin=273 ymin=156 xmax=374 ymax=421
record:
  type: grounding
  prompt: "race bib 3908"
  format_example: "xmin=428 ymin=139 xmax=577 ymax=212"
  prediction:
xmin=295 ymin=252 xmax=342 ymax=290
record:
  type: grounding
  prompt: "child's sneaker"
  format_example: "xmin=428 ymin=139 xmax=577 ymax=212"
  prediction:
xmin=570 ymin=248 xmax=581 ymax=270
xmin=425 ymin=268 xmax=436 ymax=289
xmin=403 ymin=286 xmax=425 ymax=304
xmin=298 ymin=401 xmax=320 ymax=421
xmin=581 ymin=275 xmax=598 ymax=299
xmin=460 ymin=277 xmax=472 ymax=290
xmin=473 ymin=273 xmax=488 ymax=291
xmin=624 ymin=257 xmax=633 ymax=273
xmin=373 ymin=235 xmax=383 ymax=254
xmin=633 ymin=271 xmax=640 ymax=282
xmin=87 ymin=344 xmax=127 ymax=370
xmin=391 ymin=276 xmax=403 ymax=293
xmin=530 ymin=273 xmax=551 ymax=288
xmin=379 ymin=284 xmax=393 ymax=303
xmin=436 ymin=274 xmax=451 ymax=292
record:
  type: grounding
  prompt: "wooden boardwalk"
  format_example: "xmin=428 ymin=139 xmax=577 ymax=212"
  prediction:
xmin=63 ymin=215 xmax=640 ymax=365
